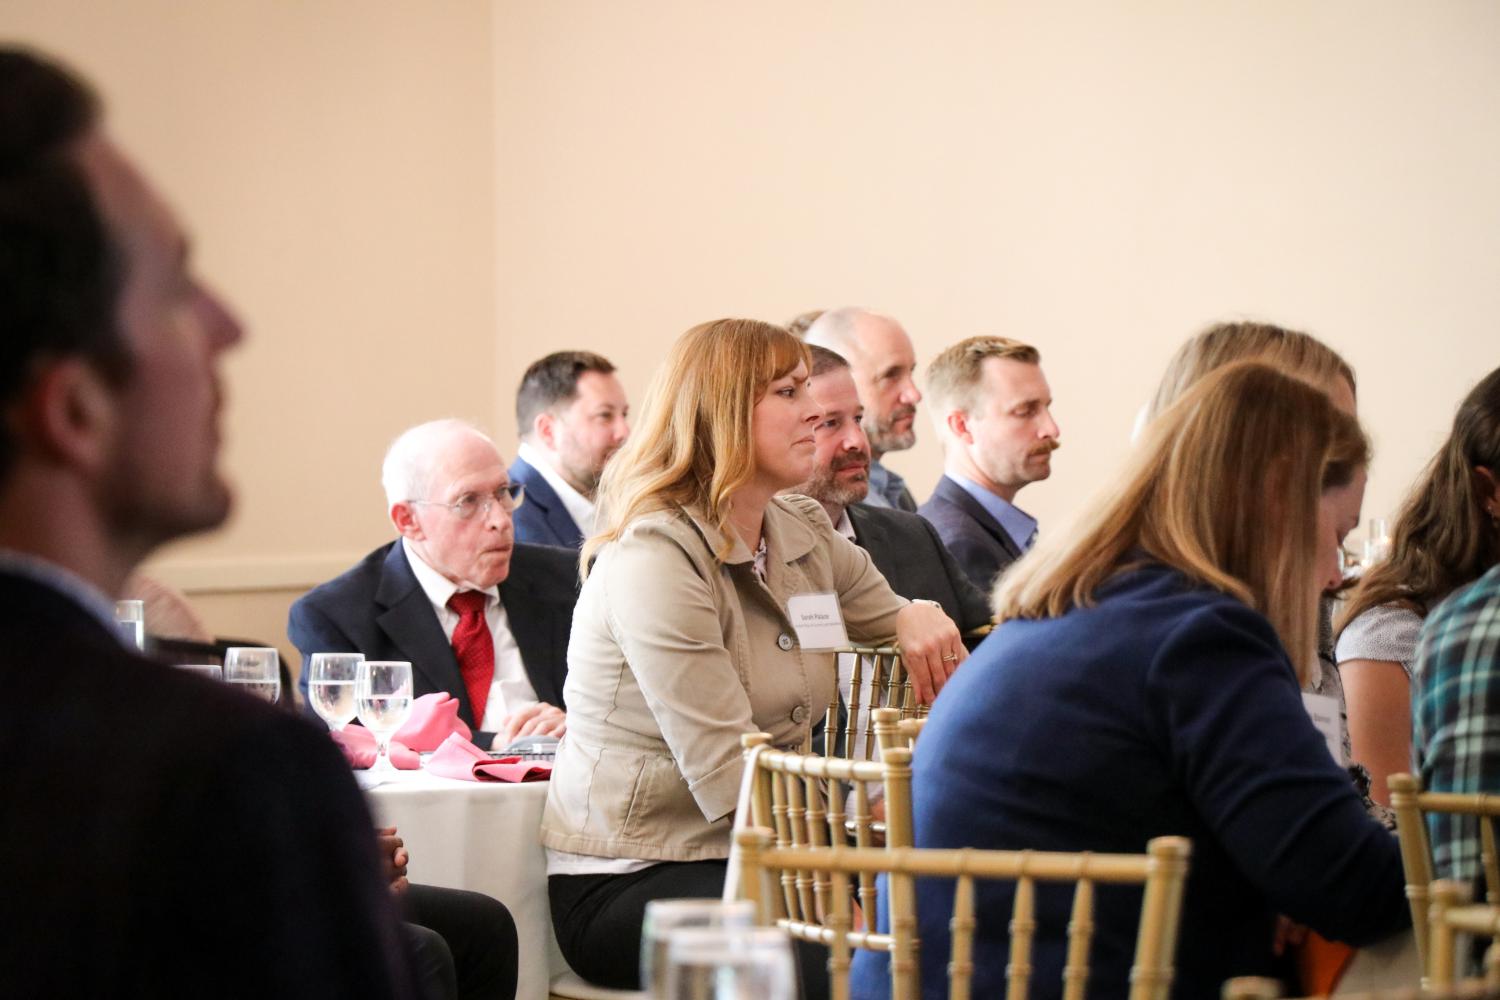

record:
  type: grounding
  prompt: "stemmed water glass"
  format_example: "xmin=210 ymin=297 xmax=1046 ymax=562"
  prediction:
xmin=356 ymin=660 xmax=413 ymax=773
xmin=223 ymin=647 xmax=281 ymax=705
xmin=176 ymin=663 xmax=223 ymax=681
xmin=114 ymin=599 xmax=144 ymax=651
xmin=308 ymin=652 xmax=364 ymax=731
xmin=641 ymin=899 xmax=756 ymax=997
xmin=661 ymin=926 xmax=796 ymax=1000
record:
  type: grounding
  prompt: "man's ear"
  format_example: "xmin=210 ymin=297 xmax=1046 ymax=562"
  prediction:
xmin=533 ymin=410 xmax=558 ymax=451
xmin=19 ymin=359 xmax=117 ymax=474
xmin=944 ymin=409 xmax=974 ymax=446
xmin=390 ymin=501 xmax=424 ymax=540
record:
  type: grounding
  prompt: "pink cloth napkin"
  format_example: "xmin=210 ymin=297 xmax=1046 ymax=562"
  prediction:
xmin=426 ymin=732 xmax=552 ymax=783
xmin=331 ymin=725 xmax=420 ymax=770
xmin=392 ymin=692 xmax=472 ymax=752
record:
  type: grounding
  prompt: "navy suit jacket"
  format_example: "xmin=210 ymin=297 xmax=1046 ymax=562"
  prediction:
xmin=846 ymin=503 xmax=992 ymax=635
xmin=0 ymin=572 xmax=418 ymax=998
xmin=508 ymin=456 xmax=585 ymax=550
xmin=289 ymin=540 xmax=577 ymax=733
xmin=916 ymin=474 xmax=1024 ymax=594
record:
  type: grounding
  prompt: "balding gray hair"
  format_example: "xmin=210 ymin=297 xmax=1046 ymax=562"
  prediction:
xmin=802 ymin=307 xmax=867 ymax=356
xmin=381 ymin=418 xmax=495 ymax=507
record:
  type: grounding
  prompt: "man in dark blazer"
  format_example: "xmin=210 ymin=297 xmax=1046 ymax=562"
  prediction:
xmin=508 ymin=350 xmax=629 ymax=549
xmin=291 ymin=420 xmax=576 ymax=747
xmin=918 ymin=336 xmax=1060 ymax=593
xmin=790 ymin=347 xmax=991 ymax=634
xmin=0 ymin=48 xmax=419 ymax=998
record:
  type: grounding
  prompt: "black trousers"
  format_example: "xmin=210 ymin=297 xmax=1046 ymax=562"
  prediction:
xmin=403 ymin=883 xmax=518 ymax=1000
xmin=549 ymin=861 xmax=828 ymax=1000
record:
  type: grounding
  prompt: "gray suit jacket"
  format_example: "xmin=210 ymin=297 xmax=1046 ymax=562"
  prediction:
xmin=846 ymin=503 xmax=992 ymax=635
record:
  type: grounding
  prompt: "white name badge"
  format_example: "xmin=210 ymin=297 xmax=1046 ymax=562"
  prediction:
xmin=1302 ymin=692 xmax=1345 ymax=767
xmin=787 ymin=592 xmax=849 ymax=651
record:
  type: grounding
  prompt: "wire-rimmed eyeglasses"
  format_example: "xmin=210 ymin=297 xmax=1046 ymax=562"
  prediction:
xmin=408 ymin=483 xmax=524 ymax=521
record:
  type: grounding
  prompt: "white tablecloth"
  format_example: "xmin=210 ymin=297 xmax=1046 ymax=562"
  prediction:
xmin=364 ymin=769 xmax=566 ymax=1000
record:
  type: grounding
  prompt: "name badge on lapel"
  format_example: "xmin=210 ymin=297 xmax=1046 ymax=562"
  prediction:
xmin=786 ymin=592 xmax=849 ymax=651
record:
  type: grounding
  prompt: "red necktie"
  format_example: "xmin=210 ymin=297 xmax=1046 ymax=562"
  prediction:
xmin=447 ymin=590 xmax=494 ymax=724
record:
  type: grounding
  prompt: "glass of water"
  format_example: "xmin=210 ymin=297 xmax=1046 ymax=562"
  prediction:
xmin=662 ymin=926 xmax=796 ymax=1000
xmin=355 ymin=660 xmax=413 ymax=773
xmin=308 ymin=652 xmax=363 ymax=731
xmin=641 ymin=898 xmax=756 ymax=996
xmin=114 ymin=599 xmax=144 ymax=651
xmin=176 ymin=663 xmax=223 ymax=681
xmin=224 ymin=647 xmax=281 ymax=705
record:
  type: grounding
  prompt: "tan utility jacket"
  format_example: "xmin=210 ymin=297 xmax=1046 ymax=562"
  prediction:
xmin=541 ymin=494 xmax=907 ymax=861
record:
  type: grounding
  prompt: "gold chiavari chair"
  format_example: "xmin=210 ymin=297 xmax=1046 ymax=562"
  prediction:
xmin=1389 ymin=772 xmax=1500 ymax=981
xmin=734 ymin=827 xmax=1191 ymax=1000
xmin=1427 ymin=879 xmax=1500 ymax=991
xmin=1221 ymin=974 xmax=1500 ymax=1000
xmin=873 ymin=706 xmax=925 ymax=758
xmin=726 ymin=735 xmax=913 ymax=971
xmin=824 ymin=643 xmax=923 ymax=763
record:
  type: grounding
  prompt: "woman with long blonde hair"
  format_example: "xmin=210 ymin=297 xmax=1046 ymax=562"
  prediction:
xmin=543 ymin=319 xmax=963 ymax=994
xmin=852 ymin=362 xmax=1406 ymax=999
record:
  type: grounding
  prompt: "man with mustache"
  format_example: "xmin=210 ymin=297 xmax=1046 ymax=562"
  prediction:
xmin=509 ymin=351 xmax=630 ymax=549
xmin=789 ymin=346 xmax=991 ymax=633
xmin=804 ymin=308 xmax=924 ymax=512
xmin=290 ymin=419 xmax=574 ymax=746
xmin=918 ymin=336 xmax=1060 ymax=593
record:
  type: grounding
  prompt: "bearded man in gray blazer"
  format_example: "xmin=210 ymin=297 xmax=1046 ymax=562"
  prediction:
xmin=788 ymin=346 xmax=991 ymax=633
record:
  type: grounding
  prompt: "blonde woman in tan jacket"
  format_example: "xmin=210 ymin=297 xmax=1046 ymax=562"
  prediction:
xmin=542 ymin=318 xmax=965 ymax=993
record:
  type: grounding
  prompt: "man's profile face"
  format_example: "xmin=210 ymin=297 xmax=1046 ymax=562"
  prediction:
xmin=963 ymin=358 xmax=1059 ymax=497
xmin=848 ymin=316 xmax=921 ymax=456
xmin=548 ymin=370 xmax=629 ymax=495
xmin=402 ymin=432 xmax=516 ymax=589
xmin=795 ymin=369 xmax=870 ymax=510
xmin=76 ymin=133 xmax=243 ymax=543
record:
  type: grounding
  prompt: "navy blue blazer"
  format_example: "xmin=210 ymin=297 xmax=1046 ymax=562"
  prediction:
xmin=916 ymin=474 xmax=1024 ymax=593
xmin=846 ymin=502 xmax=992 ymax=635
xmin=850 ymin=564 xmax=1408 ymax=999
xmin=508 ymin=456 xmax=585 ymax=550
xmin=0 ymin=572 xmax=418 ymax=998
xmin=289 ymin=540 xmax=577 ymax=732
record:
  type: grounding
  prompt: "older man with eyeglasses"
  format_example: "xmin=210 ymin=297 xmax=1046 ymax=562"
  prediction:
xmin=290 ymin=419 xmax=577 ymax=746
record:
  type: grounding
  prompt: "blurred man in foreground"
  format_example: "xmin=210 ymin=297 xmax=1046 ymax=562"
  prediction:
xmin=0 ymin=47 xmax=419 ymax=998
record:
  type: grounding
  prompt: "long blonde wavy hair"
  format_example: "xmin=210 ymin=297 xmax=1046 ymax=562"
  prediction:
xmin=995 ymin=362 xmax=1369 ymax=683
xmin=1146 ymin=320 xmax=1356 ymax=424
xmin=581 ymin=318 xmax=810 ymax=574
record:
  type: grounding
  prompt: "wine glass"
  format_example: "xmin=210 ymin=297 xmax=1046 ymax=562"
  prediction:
xmin=662 ymin=926 xmax=796 ymax=1000
xmin=641 ymin=899 xmax=756 ymax=996
xmin=308 ymin=652 xmax=364 ymax=731
xmin=114 ymin=599 xmax=144 ymax=651
xmin=356 ymin=660 xmax=413 ymax=773
xmin=224 ymin=647 xmax=281 ymax=704
xmin=176 ymin=663 xmax=223 ymax=681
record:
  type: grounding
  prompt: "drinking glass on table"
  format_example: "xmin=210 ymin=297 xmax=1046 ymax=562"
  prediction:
xmin=355 ymin=660 xmax=413 ymax=773
xmin=307 ymin=652 xmax=364 ymax=731
xmin=641 ymin=898 xmax=756 ymax=996
xmin=114 ymin=599 xmax=144 ymax=651
xmin=662 ymin=926 xmax=796 ymax=1000
xmin=176 ymin=663 xmax=223 ymax=681
xmin=223 ymin=647 xmax=281 ymax=704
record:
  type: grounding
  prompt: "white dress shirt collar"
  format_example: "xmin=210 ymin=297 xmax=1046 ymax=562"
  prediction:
xmin=518 ymin=441 xmax=597 ymax=536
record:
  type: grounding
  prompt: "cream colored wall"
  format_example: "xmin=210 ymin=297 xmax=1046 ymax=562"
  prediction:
xmin=5 ymin=1 xmax=498 ymax=669
xmin=4 ymin=2 xmax=1497 ymax=658
xmin=493 ymin=0 xmax=1500 ymax=547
